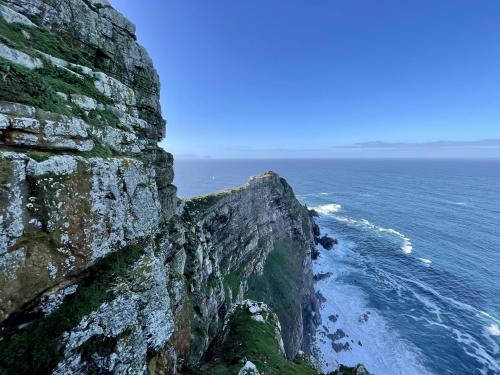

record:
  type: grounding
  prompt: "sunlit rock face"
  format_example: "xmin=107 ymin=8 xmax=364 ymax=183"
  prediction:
xmin=0 ymin=1 xmax=319 ymax=374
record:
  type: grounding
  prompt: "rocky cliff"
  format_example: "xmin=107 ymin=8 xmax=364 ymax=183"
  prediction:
xmin=0 ymin=1 xmax=322 ymax=373
xmin=0 ymin=2 xmax=370 ymax=374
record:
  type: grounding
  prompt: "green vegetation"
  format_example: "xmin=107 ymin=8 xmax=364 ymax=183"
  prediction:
xmin=0 ymin=56 xmax=112 ymax=114
xmin=0 ymin=244 xmax=144 ymax=375
xmin=25 ymin=151 xmax=51 ymax=162
xmin=81 ymin=143 xmax=114 ymax=159
xmin=77 ymin=334 xmax=117 ymax=362
xmin=186 ymin=193 xmax=225 ymax=213
xmin=0 ymin=57 xmax=72 ymax=115
xmin=83 ymin=108 xmax=120 ymax=129
xmin=195 ymin=307 xmax=317 ymax=375
xmin=223 ymin=264 xmax=244 ymax=301
xmin=36 ymin=64 xmax=111 ymax=104
xmin=0 ymin=15 xmax=94 ymax=69
xmin=0 ymin=14 xmax=133 ymax=97
xmin=247 ymin=242 xmax=304 ymax=346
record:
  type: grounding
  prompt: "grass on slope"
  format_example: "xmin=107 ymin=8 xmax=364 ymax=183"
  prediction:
xmin=195 ymin=306 xmax=317 ymax=375
xmin=247 ymin=242 xmax=304 ymax=354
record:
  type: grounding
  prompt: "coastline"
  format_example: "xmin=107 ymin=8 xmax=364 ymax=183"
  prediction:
xmin=311 ymin=224 xmax=432 ymax=375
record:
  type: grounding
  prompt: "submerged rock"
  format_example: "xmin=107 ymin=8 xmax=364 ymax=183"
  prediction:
xmin=314 ymin=272 xmax=333 ymax=282
xmin=328 ymin=314 xmax=339 ymax=323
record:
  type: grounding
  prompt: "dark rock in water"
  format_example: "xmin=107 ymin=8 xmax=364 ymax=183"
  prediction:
xmin=316 ymin=291 xmax=327 ymax=304
xmin=327 ymin=329 xmax=347 ymax=342
xmin=359 ymin=312 xmax=370 ymax=323
xmin=328 ymin=364 xmax=372 ymax=375
xmin=309 ymin=209 xmax=319 ymax=217
xmin=311 ymin=246 xmax=320 ymax=260
xmin=313 ymin=272 xmax=333 ymax=282
xmin=332 ymin=341 xmax=351 ymax=353
xmin=318 ymin=235 xmax=338 ymax=250
xmin=328 ymin=314 xmax=339 ymax=323
xmin=312 ymin=223 xmax=321 ymax=237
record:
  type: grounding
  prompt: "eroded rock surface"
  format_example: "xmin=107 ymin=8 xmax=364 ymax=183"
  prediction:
xmin=0 ymin=1 xmax=371 ymax=374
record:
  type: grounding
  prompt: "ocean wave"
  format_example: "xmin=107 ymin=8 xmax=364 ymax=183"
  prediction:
xmin=393 ymin=273 xmax=500 ymax=326
xmin=452 ymin=328 xmax=500 ymax=374
xmin=480 ymin=311 xmax=500 ymax=324
xmin=314 ymin=203 xmax=342 ymax=214
xmin=418 ymin=258 xmax=432 ymax=265
xmin=361 ymin=261 xmax=500 ymax=373
xmin=486 ymin=323 xmax=500 ymax=337
xmin=444 ymin=200 xmax=468 ymax=206
xmin=387 ymin=271 xmax=500 ymax=364
xmin=331 ymin=215 xmax=413 ymax=254
xmin=313 ymin=249 xmax=433 ymax=375
xmin=407 ymin=315 xmax=500 ymax=374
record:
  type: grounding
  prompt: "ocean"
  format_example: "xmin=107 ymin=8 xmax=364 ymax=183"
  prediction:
xmin=174 ymin=159 xmax=500 ymax=375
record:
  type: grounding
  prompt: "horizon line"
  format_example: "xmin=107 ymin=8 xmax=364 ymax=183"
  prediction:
xmin=173 ymin=156 xmax=500 ymax=161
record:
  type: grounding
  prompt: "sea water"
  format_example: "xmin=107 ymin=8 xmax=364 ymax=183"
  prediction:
xmin=174 ymin=159 xmax=500 ymax=375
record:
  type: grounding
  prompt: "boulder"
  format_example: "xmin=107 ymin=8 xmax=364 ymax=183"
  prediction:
xmin=238 ymin=361 xmax=260 ymax=375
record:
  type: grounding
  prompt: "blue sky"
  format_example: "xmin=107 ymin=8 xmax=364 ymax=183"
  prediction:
xmin=110 ymin=0 xmax=500 ymax=158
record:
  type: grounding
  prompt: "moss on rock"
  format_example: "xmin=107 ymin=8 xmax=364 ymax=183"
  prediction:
xmin=0 ymin=244 xmax=144 ymax=375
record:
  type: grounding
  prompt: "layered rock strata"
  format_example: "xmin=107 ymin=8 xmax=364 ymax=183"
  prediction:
xmin=0 ymin=2 xmax=369 ymax=374
xmin=0 ymin=2 xmax=319 ymax=373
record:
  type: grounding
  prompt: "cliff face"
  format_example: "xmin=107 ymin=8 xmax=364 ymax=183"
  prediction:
xmin=0 ymin=1 xmax=321 ymax=374
xmin=182 ymin=173 xmax=320 ymax=364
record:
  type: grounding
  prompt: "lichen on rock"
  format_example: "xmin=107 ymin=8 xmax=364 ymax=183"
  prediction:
xmin=0 ymin=1 xmax=371 ymax=374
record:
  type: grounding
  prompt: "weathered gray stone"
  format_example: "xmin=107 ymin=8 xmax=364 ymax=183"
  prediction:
xmin=0 ymin=42 xmax=43 ymax=69
xmin=0 ymin=3 xmax=35 ymax=25
xmin=0 ymin=101 xmax=36 ymax=117
xmin=70 ymin=94 xmax=98 ymax=111
xmin=238 ymin=361 xmax=261 ymax=375
xmin=0 ymin=2 xmax=325 ymax=375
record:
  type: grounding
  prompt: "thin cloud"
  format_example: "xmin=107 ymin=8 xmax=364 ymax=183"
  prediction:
xmin=339 ymin=139 xmax=500 ymax=150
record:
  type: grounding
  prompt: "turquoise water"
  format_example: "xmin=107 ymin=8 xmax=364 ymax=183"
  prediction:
xmin=174 ymin=159 xmax=500 ymax=375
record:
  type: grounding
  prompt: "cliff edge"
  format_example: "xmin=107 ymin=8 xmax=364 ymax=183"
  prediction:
xmin=0 ymin=1 xmax=369 ymax=374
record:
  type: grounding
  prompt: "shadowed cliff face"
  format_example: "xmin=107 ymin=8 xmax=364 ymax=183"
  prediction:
xmin=181 ymin=172 xmax=320 ymax=364
xmin=0 ymin=1 xmax=320 ymax=373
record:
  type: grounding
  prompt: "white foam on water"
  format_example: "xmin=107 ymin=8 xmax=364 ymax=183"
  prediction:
xmin=486 ymin=323 xmax=500 ymax=337
xmin=452 ymin=328 xmax=500 ymax=374
xmin=314 ymin=203 xmax=342 ymax=214
xmin=406 ymin=315 xmax=500 ymax=375
xmin=327 ymin=214 xmax=414 ymax=254
xmin=418 ymin=258 xmax=432 ymax=265
xmin=313 ymin=240 xmax=433 ymax=375
xmin=480 ymin=311 xmax=500 ymax=325
xmin=310 ymin=202 xmax=499 ymax=374
xmin=379 ymin=272 xmax=500 ymax=373
xmin=444 ymin=200 xmax=468 ymax=206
